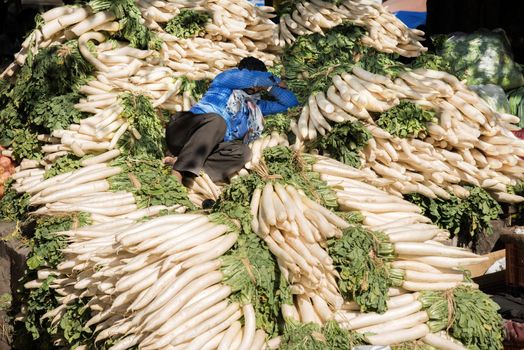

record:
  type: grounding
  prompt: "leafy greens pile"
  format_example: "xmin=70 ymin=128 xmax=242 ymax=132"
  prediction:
xmin=306 ymin=121 xmax=371 ymax=168
xmin=109 ymin=157 xmax=194 ymax=209
xmin=25 ymin=214 xmax=91 ymax=271
xmin=376 ymin=101 xmax=436 ymax=138
xmin=0 ymin=179 xmax=31 ymax=222
xmin=433 ymin=30 xmax=524 ymax=90
xmin=420 ymin=286 xmax=504 ymax=350
xmin=409 ymin=52 xmax=452 ymax=73
xmin=15 ymin=214 xmax=94 ymax=350
xmin=218 ymin=217 xmax=289 ymax=336
xmin=165 ymin=9 xmax=210 ymax=38
xmin=406 ymin=186 xmax=501 ymax=246
xmin=327 ymin=225 xmax=394 ymax=313
xmin=87 ymin=0 xmax=161 ymax=49
xmin=262 ymin=107 xmax=300 ymax=136
xmin=279 ymin=320 xmax=365 ymax=350
xmin=0 ymin=41 xmax=92 ymax=160
xmin=43 ymin=154 xmax=83 ymax=179
xmin=283 ymin=22 xmax=404 ymax=102
xmin=118 ymin=93 xmax=165 ymax=159
xmin=507 ymin=87 xmax=524 ymax=127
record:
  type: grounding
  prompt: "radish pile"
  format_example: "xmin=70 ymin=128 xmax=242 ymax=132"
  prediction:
xmin=23 ymin=213 xmax=275 ymax=350
xmin=277 ymin=0 xmax=427 ymax=56
xmin=295 ymin=65 xmax=524 ymax=203
xmin=1 ymin=0 xmax=514 ymax=349
xmin=242 ymin=159 xmax=485 ymax=347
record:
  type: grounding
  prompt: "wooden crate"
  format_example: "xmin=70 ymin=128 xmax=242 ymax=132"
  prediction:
xmin=501 ymin=233 xmax=524 ymax=295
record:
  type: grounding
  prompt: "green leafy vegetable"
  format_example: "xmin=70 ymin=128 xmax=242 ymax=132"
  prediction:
xmin=88 ymin=0 xmax=161 ymax=49
xmin=165 ymin=9 xmax=210 ymax=38
xmin=279 ymin=320 xmax=365 ymax=350
xmin=420 ymin=286 xmax=504 ymax=350
xmin=507 ymin=87 xmax=524 ymax=127
xmin=268 ymin=61 xmax=284 ymax=77
xmin=358 ymin=51 xmax=405 ymax=79
xmin=376 ymin=101 xmax=436 ymax=138
xmin=263 ymin=146 xmax=338 ymax=209
xmin=410 ymin=52 xmax=451 ymax=73
xmin=213 ymin=178 xmax=287 ymax=336
xmin=434 ymin=31 xmax=524 ymax=90
xmin=277 ymin=0 xmax=344 ymax=16
xmin=9 ymin=128 xmax=42 ymax=161
xmin=406 ymin=186 xmax=501 ymax=246
xmin=178 ymin=76 xmax=211 ymax=102
xmin=55 ymin=299 xmax=92 ymax=347
xmin=392 ymin=341 xmax=436 ymax=350
xmin=0 ymin=179 xmax=31 ymax=221
xmin=306 ymin=121 xmax=371 ymax=168
xmin=327 ymin=225 xmax=394 ymax=313
xmin=26 ymin=214 xmax=91 ymax=270
xmin=214 ymin=173 xmax=263 ymax=233
xmin=119 ymin=93 xmax=165 ymax=159
xmin=283 ymin=22 xmax=405 ymax=102
xmin=263 ymin=107 xmax=300 ymax=136
xmin=30 ymin=92 xmax=86 ymax=131
xmin=220 ymin=226 xmax=284 ymax=336
xmin=0 ymin=40 xmax=92 ymax=155
xmin=109 ymin=157 xmax=194 ymax=209
xmin=509 ymin=181 xmax=524 ymax=225
xmin=19 ymin=276 xmax=59 ymax=342
xmin=16 ymin=214 xmax=92 ymax=349
xmin=44 ymin=154 xmax=83 ymax=179
xmin=283 ymin=23 xmax=366 ymax=102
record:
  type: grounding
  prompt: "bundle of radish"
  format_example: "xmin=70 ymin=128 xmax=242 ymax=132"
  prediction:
xmin=2 ymin=0 xmax=512 ymax=348
xmin=320 ymin=166 xmax=489 ymax=267
xmin=251 ymin=181 xmax=348 ymax=317
xmin=245 ymin=131 xmax=290 ymax=170
xmin=289 ymin=60 xmax=524 ymax=203
xmin=418 ymin=287 xmax=504 ymax=349
xmin=2 ymin=0 xmax=278 ymax=78
xmin=276 ymin=320 xmax=365 ymax=348
xmin=137 ymin=0 xmax=279 ymax=52
xmin=22 ymin=213 xmax=282 ymax=350
xmin=277 ymin=0 xmax=426 ymax=56
xmin=332 ymin=285 xmax=503 ymax=349
xmin=186 ymin=172 xmax=223 ymax=207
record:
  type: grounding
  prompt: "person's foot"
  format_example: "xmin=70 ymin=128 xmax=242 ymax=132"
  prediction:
xmin=163 ymin=156 xmax=177 ymax=167
xmin=171 ymin=169 xmax=183 ymax=183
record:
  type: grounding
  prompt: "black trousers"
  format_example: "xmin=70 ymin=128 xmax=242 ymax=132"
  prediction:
xmin=165 ymin=112 xmax=251 ymax=182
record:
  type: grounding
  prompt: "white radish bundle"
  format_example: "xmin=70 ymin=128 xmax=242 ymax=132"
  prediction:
xmin=23 ymin=213 xmax=280 ymax=350
xmin=296 ymin=65 xmax=524 ymax=203
xmin=251 ymin=182 xmax=346 ymax=313
xmin=277 ymin=0 xmax=426 ymax=56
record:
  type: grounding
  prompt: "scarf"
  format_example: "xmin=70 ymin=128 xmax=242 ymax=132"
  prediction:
xmin=226 ymin=89 xmax=264 ymax=143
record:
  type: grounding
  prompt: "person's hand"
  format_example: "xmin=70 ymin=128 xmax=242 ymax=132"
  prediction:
xmin=278 ymin=80 xmax=288 ymax=89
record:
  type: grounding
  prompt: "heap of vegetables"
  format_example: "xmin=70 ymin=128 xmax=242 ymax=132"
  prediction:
xmin=1 ymin=0 xmax=520 ymax=349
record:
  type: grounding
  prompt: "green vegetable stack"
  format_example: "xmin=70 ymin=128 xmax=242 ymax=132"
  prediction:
xmin=406 ymin=186 xmax=502 ymax=247
xmin=165 ymin=10 xmax=211 ymax=38
xmin=376 ymin=102 xmax=436 ymax=139
xmin=327 ymin=225 xmax=394 ymax=313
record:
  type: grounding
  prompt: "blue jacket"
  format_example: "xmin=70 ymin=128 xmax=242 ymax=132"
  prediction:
xmin=190 ymin=68 xmax=299 ymax=142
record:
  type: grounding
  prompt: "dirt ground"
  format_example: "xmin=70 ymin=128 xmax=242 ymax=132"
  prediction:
xmin=0 ymin=221 xmax=29 ymax=350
